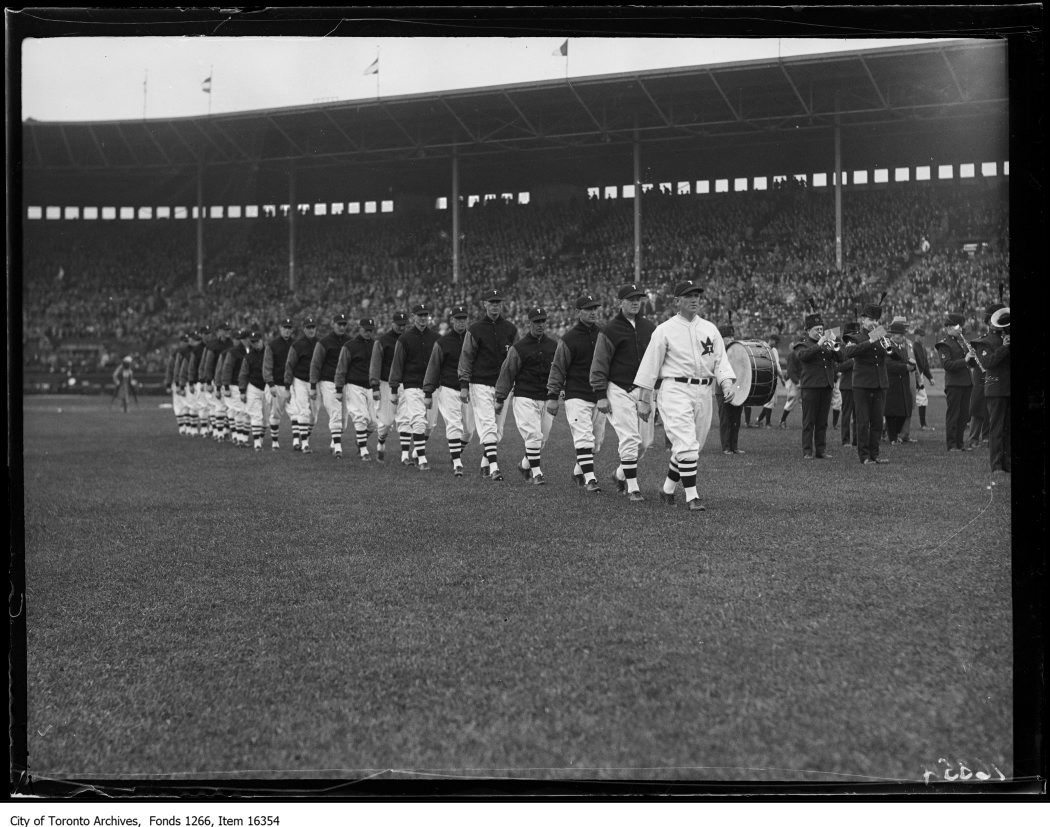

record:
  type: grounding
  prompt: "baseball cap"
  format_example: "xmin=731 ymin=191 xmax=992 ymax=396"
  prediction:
xmin=249 ymin=329 xmax=263 ymax=341
xmin=392 ymin=312 xmax=409 ymax=324
xmin=197 ymin=325 xmax=212 ymax=336
xmin=450 ymin=305 xmax=469 ymax=318
xmin=216 ymin=321 xmax=230 ymax=331
xmin=482 ymin=289 xmax=505 ymax=303
xmin=179 ymin=333 xmax=190 ymax=343
xmin=303 ymin=317 xmax=318 ymax=328
xmin=412 ymin=304 xmax=431 ymax=316
xmin=279 ymin=318 xmax=294 ymax=328
xmin=527 ymin=307 xmax=548 ymax=322
xmin=359 ymin=317 xmax=376 ymax=330
xmin=673 ymin=280 xmax=704 ymax=297
xmin=234 ymin=328 xmax=249 ymax=339
xmin=333 ymin=313 xmax=349 ymax=324
xmin=576 ymin=293 xmax=601 ymax=310
xmin=618 ymin=283 xmax=647 ymax=300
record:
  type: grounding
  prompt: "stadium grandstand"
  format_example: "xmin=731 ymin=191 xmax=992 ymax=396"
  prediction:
xmin=21 ymin=39 xmax=1009 ymax=390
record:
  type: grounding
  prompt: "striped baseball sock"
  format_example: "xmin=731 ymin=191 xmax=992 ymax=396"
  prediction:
xmin=663 ymin=459 xmax=681 ymax=495
xmin=399 ymin=431 xmax=412 ymax=461
xmin=526 ymin=447 xmax=542 ymax=477
xmin=576 ymin=446 xmax=596 ymax=483
xmin=356 ymin=429 xmax=369 ymax=456
xmin=449 ymin=437 xmax=463 ymax=465
xmin=252 ymin=426 xmax=263 ymax=449
xmin=270 ymin=423 xmax=279 ymax=444
xmin=291 ymin=420 xmax=300 ymax=446
xmin=414 ymin=433 xmax=428 ymax=466
xmin=622 ymin=458 xmax=640 ymax=493
xmin=679 ymin=459 xmax=699 ymax=501
xmin=484 ymin=442 xmax=499 ymax=473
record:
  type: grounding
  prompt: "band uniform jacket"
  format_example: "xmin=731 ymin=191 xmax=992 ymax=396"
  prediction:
xmin=796 ymin=340 xmax=844 ymax=388
xmin=844 ymin=335 xmax=896 ymax=389
xmin=982 ymin=333 xmax=1010 ymax=397
xmin=934 ymin=336 xmax=973 ymax=387
xmin=884 ymin=341 xmax=914 ymax=418
xmin=969 ymin=331 xmax=998 ymax=404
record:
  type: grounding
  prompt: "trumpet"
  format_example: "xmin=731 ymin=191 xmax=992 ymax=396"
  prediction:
xmin=818 ymin=331 xmax=841 ymax=351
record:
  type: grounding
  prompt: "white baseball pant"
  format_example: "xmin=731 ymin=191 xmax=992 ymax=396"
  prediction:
xmin=657 ymin=380 xmax=714 ymax=462
xmin=605 ymin=382 xmax=653 ymax=462
xmin=246 ymin=384 xmax=267 ymax=429
xmin=377 ymin=381 xmax=410 ymax=441
xmin=319 ymin=380 xmax=344 ymax=444
xmin=436 ymin=386 xmax=475 ymax=444
xmin=512 ymin=397 xmax=554 ymax=452
xmin=470 ymin=383 xmax=509 ymax=446
xmin=268 ymin=385 xmax=290 ymax=428
xmin=344 ymin=384 xmax=377 ymax=433
xmin=289 ymin=378 xmax=318 ymax=427
xmin=564 ymin=397 xmax=607 ymax=452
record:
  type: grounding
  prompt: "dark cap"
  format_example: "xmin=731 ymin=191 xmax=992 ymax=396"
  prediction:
xmin=179 ymin=333 xmax=190 ymax=343
xmin=804 ymin=313 xmax=824 ymax=330
xmin=888 ymin=321 xmax=909 ymax=335
xmin=412 ymin=304 xmax=431 ymax=316
xmin=392 ymin=312 xmax=409 ymax=325
xmin=618 ymin=283 xmax=647 ymax=300
xmin=860 ymin=304 xmax=882 ymax=320
xmin=279 ymin=318 xmax=294 ymax=328
xmin=913 ymin=327 xmax=926 ymax=337
xmin=303 ymin=317 xmax=317 ymax=328
xmin=249 ymin=329 xmax=263 ymax=341
xmin=843 ymin=321 xmax=861 ymax=336
xmin=673 ymin=280 xmax=704 ymax=297
xmin=235 ymin=328 xmax=250 ymax=339
xmin=197 ymin=325 xmax=211 ymax=336
xmin=359 ymin=317 xmax=375 ymax=330
xmin=945 ymin=312 xmax=966 ymax=327
xmin=450 ymin=305 xmax=469 ymax=319
xmin=527 ymin=307 xmax=548 ymax=322
xmin=482 ymin=289 xmax=505 ymax=303
xmin=333 ymin=313 xmax=349 ymax=324
xmin=216 ymin=321 xmax=230 ymax=331
xmin=576 ymin=293 xmax=601 ymax=309
xmin=718 ymin=324 xmax=735 ymax=338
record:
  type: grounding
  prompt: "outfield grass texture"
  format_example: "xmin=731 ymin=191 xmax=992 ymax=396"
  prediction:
xmin=22 ymin=394 xmax=1011 ymax=783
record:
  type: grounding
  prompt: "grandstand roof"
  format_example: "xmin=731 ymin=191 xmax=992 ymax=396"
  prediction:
xmin=22 ymin=38 xmax=1008 ymax=207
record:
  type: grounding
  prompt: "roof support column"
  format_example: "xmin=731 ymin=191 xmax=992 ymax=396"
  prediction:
xmin=196 ymin=160 xmax=204 ymax=294
xmin=288 ymin=165 xmax=297 ymax=293
xmin=451 ymin=147 xmax=460 ymax=285
xmin=834 ymin=117 xmax=843 ymax=272
xmin=633 ymin=129 xmax=642 ymax=284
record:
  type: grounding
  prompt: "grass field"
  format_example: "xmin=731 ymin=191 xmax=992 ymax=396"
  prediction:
xmin=20 ymin=393 xmax=1012 ymax=784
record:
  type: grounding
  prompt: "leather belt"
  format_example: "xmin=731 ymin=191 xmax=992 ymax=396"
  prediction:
xmin=672 ymin=377 xmax=711 ymax=385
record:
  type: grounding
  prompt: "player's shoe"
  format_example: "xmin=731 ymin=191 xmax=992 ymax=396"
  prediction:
xmin=254 ymin=446 xmax=262 ymax=453
xmin=271 ymin=442 xmax=280 ymax=451
xmin=453 ymin=464 xmax=464 ymax=477
xmin=490 ymin=471 xmax=504 ymax=482
xmin=532 ymin=473 xmax=546 ymax=486
xmin=687 ymin=498 xmax=706 ymax=512
xmin=418 ymin=462 xmax=431 ymax=472
xmin=360 ymin=451 xmax=371 ymax=462
xmin=659 ymin=492 xmax=676 ymax=506
xmin=333 ymin=447 xmax=343 ymax=458
xmin=301 ymin=444 xmax=312 ymax=454
xmin=627 ymin=491 xmax=645 ymax=502
xmin=584 ymin=480 xmax=602 ymax=494
xmin=612 ymin=475 xmax=627 ymax=494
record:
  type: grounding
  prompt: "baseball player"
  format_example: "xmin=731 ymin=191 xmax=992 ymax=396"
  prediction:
xmin=238 ymin=329 xmax=268 ymax=451
xmin=199 ymin=321 xmax=233 ymax=441
xmin=369 ymin=311 xmax=410 ymax=462
xmin=422 ymin=305 xmax=475 ymax=476
xmin=547 ymin=292 xmax=608 ymax=494
xmin=590 ymin=283 xmax=656 ymax=501
xmin=283 ymin=317 xmax=319 ymax=452
xmin=309 ymin=314 xmax=351 ymax=457
xmin=334 ymin=317 xmax=379 ymax=461
xmin=220 ymin=329 xmax=251 ymax=447
xmin=633 ymin=279 xmax=736 ymax=511
xmin=165 ymin=333 xmax=192 ymax=434
xmin=263 ymin=318 xmax=295 ymax=450
xmin=495 ymin=307 xmax=558 ymax=485
xmin=389 ymin=304 xmax=441 ymax=471
xmin=111 ymin=356 xmax=136 ymax=413
xmin=458 ymin=290 xmax=518 ymax=481
xmin=178 ymin=327 xmax=207 ymax=436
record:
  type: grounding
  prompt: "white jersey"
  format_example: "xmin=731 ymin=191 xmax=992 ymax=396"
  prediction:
xmin=633 ymin=314 xmax=736 ymax=390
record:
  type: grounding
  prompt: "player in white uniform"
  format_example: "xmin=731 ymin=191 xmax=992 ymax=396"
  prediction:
xmin=634 ymin=280 xmax=736 ymax=511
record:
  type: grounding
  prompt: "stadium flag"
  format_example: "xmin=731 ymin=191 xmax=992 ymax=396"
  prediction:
xmin=553 ymin=39 xmax=568 ymax=57
xmin=201 ymin=76 xmax=212 ymax=94
xmin=363 ymin=57 xmax=379 ymax=76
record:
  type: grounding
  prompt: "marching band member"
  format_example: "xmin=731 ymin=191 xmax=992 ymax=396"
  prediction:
xmin=884 ymin=320 xmax=916 ymax=444
xmin=715 ymin=320 xmax=745 ymax=455
xmin=844 ymin=303 xmax=898 ymax=465
xmin=966 ymin=302 xmax=1005 ymax=448
xmin=837 ymin=321 xmax=860 ymax=447
xmin=911 ymin=327 xmax=935 ymax=431
xmin=796 ymin=310 xmax=844 ymax=459
xmin=983 ymin=308 xmax=1010 ymax=477
xmin=934 ymin=312 xmax=975 ymax=452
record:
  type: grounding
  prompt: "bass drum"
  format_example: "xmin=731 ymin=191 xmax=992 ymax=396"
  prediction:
xmin=725 ymin=340 xmax=777 ymax=407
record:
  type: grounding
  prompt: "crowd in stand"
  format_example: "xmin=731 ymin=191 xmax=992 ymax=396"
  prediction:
xmin=22 ymin=178 xmax=1009 ymax=375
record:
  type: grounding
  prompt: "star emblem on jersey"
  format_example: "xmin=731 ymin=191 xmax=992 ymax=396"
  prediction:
xmin=701 ymin=337 xmax=714 ymax=355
